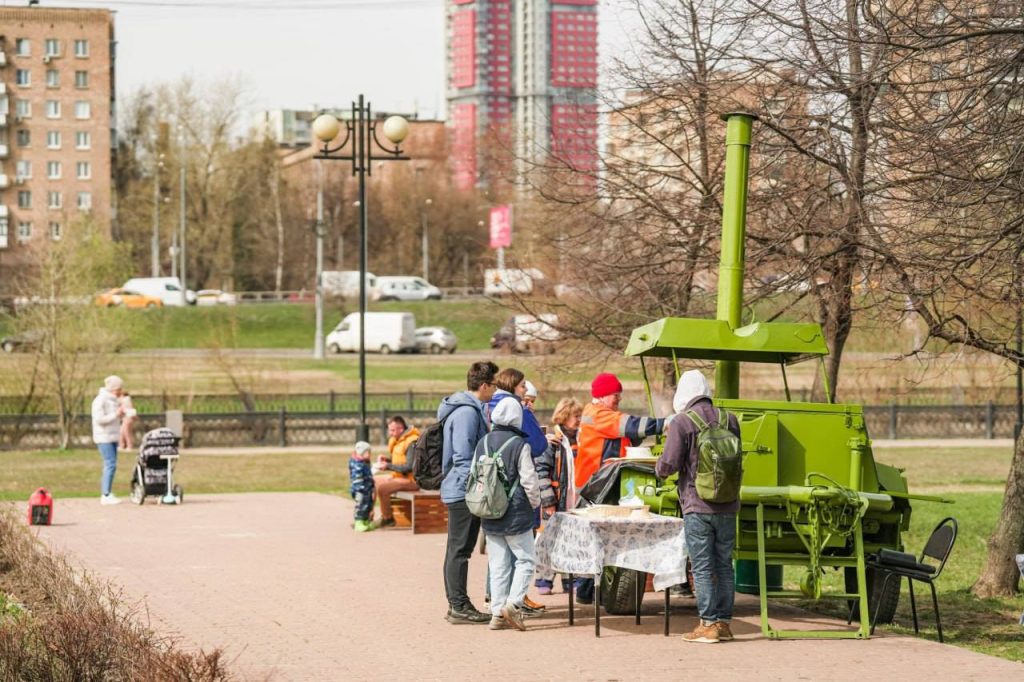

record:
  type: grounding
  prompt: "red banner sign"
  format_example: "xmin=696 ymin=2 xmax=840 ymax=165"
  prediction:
xmin=489 ymin=205 xmax=513 ymax=249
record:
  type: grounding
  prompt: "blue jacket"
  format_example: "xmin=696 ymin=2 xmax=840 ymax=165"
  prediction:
xmin=486 ymin=390 xmax=547 ymax=457
xmin=438 ymin=391 xmax=488 ymax=504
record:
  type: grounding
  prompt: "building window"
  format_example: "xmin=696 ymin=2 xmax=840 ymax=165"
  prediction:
xmin=76 ymin=161 xmax=91 ymax=180
xmin=17 ymin=191 xmax=32 ymax=209
xmin=0 ymin=221 xmax=7 ymax=248
xmin=15 ymin=69 xmax=30 ymax=87
xmin=45 ymin=39 xmax=60 ymax=58
xmin=15 ymin=39 xmax=30 ymax=57
xmin=50 ymin=222 xmax=62 ymax=240
xmin=75 ymin=70 xmax=89 ymax=88
xmin=46 ymin=100 xmax=61 ymax=119
xmin=47 ymin=131 xmax=62 ymax=149
xmin=15 ymin=100 xmax=31 ymax=119
xmin=48 ymin=191 xmax=63 ymax=209
xmin=46 ymin=69 xmax=60 ymax=88
xmin=77 ymin=191 xmax=93 ymax=210
xmin=74 ymin=39 xmax=89 ymax=58
xmin=15 ymin=160 xmax=32 ymax=179
xmin=75 ymin=131 xmax=92 ymax=150
xmin=17 ymin=222 xmax=33 ymax=242
xmin=47 ymin=161 xmax=62 ymax=179
xmin=16 ymin=130 xmax=31 ymax=148
xmin=74 ymin=101 xmax=91 ymax=119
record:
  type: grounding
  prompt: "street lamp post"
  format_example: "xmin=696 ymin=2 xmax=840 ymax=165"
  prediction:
xmin=312 ymin=96 xmax=411 ymax=441
xmin=151 ymin=153 xmax=165 ymax=277
xmin=313 ymin=160 xmax=326 ymax=360
xmin=179 ymin=125 xmax=188 ymax=307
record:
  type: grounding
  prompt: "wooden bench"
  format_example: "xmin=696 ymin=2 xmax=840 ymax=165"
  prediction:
xmin=392 ymin=490 xmax=448 ymax=534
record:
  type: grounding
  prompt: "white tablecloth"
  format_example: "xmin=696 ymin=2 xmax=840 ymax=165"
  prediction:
xmin=536 ymin=512 xmax=688 ymax=591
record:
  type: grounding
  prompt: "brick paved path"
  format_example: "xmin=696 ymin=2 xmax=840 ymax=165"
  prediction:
xmin=36 ymin=493 xmax=1022 ymax=681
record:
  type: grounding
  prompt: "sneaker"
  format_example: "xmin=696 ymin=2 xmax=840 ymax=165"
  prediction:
xmin=501 ymin=603 xmax=527 ymax=631
xmin=520 ymin=603 xmax=545 ymax=619
xmin=354 ymin=520 xmax=376 ymax=532
xmin=489 ymin=615 xmax=510 ymax=630
xmin=447 ymin=605 xmax=490 ymax=624
xmin=523 ymin=596 xmax=546 ymax=611
xmin=682 ymin=621 xmax=721 ymax=644
xmin=100 ymin=494 xmax=121 ymax=506
xmin=379 ymin=517 xmax=397 ymax=528
xmin=715 ymin=621 xmax=734 ymax=641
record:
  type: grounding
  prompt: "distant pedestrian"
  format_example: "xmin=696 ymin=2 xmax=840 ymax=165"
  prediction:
xmin=374 ymin=415 xmax=421 ymax=527
xmin=92 ymin=375 xmax=126 ymax=505
xmin=477 ymin=398 xmax=541 ymax=631
xmin=350 ymin=441 xmax=376 ymax=533
xmin=439 ymin=360 xmax=498 ymax=624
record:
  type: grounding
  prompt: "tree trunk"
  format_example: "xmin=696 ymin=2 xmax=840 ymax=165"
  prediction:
xmin=972 ymin=428 xmax=1024 ymax=597
xmin=271 ymin=166 xmax=285 ymax=294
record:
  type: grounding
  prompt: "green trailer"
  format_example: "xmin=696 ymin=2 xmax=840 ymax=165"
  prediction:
xmin=599 ymin=114 xmax=945 ymax=639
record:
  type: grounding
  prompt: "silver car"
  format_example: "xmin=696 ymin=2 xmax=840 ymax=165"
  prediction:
xmin=415 ymin=326 xmax=457 ymax=354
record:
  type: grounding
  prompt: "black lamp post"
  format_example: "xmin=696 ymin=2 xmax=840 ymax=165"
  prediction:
xmin=312 ymin=96 xmax=410 ymax=442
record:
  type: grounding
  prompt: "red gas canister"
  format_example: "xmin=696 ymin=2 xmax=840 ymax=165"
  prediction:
xmin=27 ymin=488 xmax=53 ymax=526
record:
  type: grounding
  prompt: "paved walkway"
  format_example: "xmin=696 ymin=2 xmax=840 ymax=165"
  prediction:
xmin=35 ymin=493 xmax=1021 ymax=681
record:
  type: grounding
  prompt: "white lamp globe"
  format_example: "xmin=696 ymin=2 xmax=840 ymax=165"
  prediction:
xmin=382 ymin=116 xmax=410 ymax=144
xmin=312 ymin=114 xmax=341 ymax=143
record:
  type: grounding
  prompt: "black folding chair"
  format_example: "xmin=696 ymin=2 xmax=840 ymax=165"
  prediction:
xmin=868 ymin=517 xmax=958 ymax=642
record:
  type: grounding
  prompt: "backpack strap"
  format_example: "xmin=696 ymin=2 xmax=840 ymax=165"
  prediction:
xmin=686 ymin=409 xmax=708 ymax=430
xmin=717 ymin=408 xmax=728 ymax=427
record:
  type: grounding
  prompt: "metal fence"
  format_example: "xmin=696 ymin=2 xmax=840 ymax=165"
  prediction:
xmin=0 ymin=403 xmax=1018 ymax=451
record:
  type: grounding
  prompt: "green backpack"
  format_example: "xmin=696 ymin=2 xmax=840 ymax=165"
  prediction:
xmin=465 ymin=436 xmax=519 ymax=519
xmin=686 ymin=408 xmax=743 ymax=504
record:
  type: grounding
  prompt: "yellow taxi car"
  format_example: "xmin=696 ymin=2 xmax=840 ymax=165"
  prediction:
xmin=94 ymin=288 xmax=164 ymax=309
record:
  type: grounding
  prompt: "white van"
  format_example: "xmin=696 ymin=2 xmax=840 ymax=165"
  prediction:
xmin=122 ymin=277 xmax=197 ymax=306
xmin=376 ymin=276 xmax=443 ymax=301
xmin=321 ymin=271 xmax=378 ymax=300
xmin=326 ymin=312 xmax=416 ymax=354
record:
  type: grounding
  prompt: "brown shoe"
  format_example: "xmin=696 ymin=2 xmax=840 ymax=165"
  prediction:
xmin=523 ymin=596 xmax=546 ymax=611
xmin=715 ymin=621 xmax=734 ymax=641
xmin=682 ymin=622 xmax=720 ymax=643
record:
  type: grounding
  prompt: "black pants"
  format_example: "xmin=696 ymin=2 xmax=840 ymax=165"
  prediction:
xmin=443 ymin=499 xmax=481 ymax=609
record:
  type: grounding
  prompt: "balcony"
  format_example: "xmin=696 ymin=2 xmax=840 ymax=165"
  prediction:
xmin=0 ymin=144 xmax=7 ymax=159
xmin=0 ymin=205 xmax=7 ymax=219
xmin=0 ymin=174 xmax=8 ymax=189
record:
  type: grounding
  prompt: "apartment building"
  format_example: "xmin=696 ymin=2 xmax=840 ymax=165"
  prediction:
xmin=0 ymin=7 xmax=115 ymax=274
xmin=446 ymin=0 xmax=599 ymax=190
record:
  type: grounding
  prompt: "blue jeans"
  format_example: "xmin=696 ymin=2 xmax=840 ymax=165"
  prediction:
xmin=486 ymin=531 xmax=537 ymax=616
xmin=684 ymin=513 xmax=736 ymax=624
xmin=97 ymin=442 xmax=118 ymax=496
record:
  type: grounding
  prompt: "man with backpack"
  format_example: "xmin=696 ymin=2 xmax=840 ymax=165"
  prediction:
xmin=439 ymin=360 xmax=499 ymax=624
xmin=656 ymin=370 xmax=743 ymax=644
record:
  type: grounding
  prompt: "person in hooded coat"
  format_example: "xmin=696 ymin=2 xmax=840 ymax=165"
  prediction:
xmin=656 ymin=370 xmax=741 ymax=644
xmin=474 ymin=397 xmax=541 ymax=631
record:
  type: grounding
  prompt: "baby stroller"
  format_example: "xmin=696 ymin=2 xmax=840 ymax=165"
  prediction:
xmin=131 ymin=427 xmax=184 ymax=505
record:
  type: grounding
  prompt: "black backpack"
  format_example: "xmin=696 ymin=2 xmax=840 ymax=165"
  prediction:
xmin=410 ymin=405 xmax=470 ymax=490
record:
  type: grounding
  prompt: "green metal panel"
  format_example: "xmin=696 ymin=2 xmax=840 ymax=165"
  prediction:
xmin=624 ymin=318 xmax=829 ymax=364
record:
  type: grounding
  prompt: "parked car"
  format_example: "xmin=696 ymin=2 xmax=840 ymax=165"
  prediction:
xmin=94 ymin=288 xmax=164 ymax=309
xmin=196 ymin=289 xmax=239 ymax=306
xmin=122 ymin=277 xmax=197 ymax=306
xmin=376 ymin=276 xmax=443 ymax=301
xmin=1 ymin=329 xmax=44 ymax=353
xmin=326 ymin=312 xmax=417 ymax=354
xmin=415 ymin=326 xmax=457 ymax=354
xmin=490 ymin=314 xmax=560 ymax=354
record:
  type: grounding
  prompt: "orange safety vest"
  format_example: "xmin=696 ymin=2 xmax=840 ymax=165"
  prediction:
xmin=574 ymin=402 xmax=631 ymax=489
xmin=387 ymin=427 xmax=421 ymax=481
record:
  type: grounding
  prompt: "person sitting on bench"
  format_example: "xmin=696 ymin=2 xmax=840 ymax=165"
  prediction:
xmin=374 ymin=415 xmax=421 ymax=527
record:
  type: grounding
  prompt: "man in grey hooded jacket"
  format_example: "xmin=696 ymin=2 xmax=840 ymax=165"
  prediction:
xmin=656 ymin=370 xmax=741 ymax=644
xmin=439 ymin=360 xmax=498 ymax=624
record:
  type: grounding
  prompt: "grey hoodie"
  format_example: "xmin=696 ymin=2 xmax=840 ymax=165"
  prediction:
xmin=438 ymin=391 xmax=488 ymax=504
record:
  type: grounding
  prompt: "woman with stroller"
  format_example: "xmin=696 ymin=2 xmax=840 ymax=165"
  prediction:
xmin=91 ymin=375 xmax=126 ymax=505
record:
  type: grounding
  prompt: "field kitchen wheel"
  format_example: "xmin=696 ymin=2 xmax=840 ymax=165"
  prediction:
xmin=846 ymin=565 xmax=900 ymax=624
xmin=601 ymin=567 xmax=647 ymax=615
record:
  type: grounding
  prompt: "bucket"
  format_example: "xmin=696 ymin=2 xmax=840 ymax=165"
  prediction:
xmin=735 ymin=559 xmax=782 ymax=594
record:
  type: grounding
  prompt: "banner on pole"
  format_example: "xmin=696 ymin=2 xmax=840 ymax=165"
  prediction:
xmin=489 ymin=205 xmax=513 ymax=249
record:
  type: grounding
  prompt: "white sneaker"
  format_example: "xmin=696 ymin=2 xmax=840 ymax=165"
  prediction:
xmin=100 ymin=494 xmax=121 ymax=506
